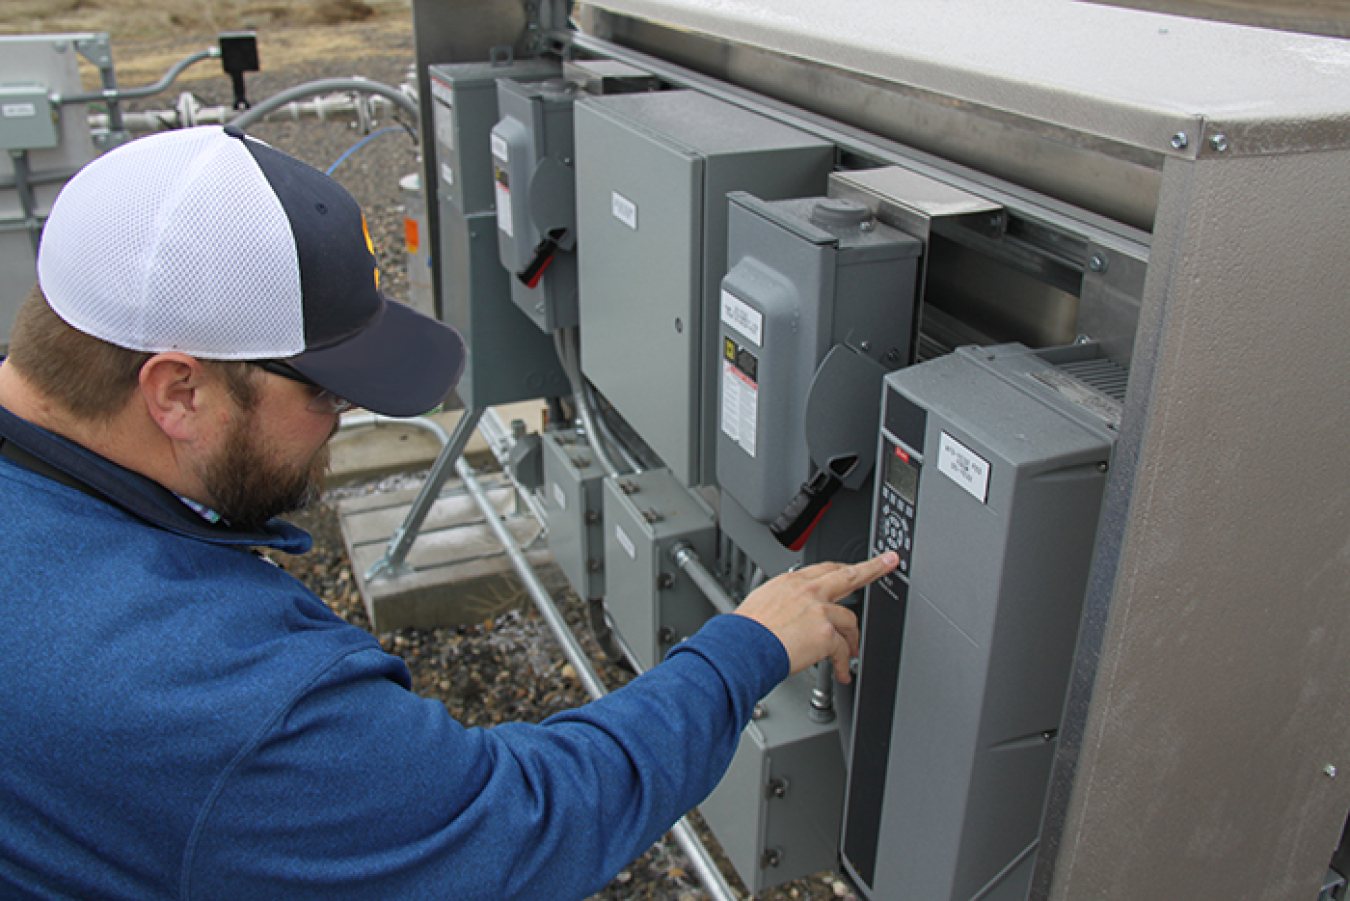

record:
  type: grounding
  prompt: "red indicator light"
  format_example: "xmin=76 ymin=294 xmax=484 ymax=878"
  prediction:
xmin=895 ymin=446 xmax=910 ymax=463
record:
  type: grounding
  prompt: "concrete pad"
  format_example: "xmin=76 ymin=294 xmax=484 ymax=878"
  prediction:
xmin=338 ymin=474 xmax=565 ymax=634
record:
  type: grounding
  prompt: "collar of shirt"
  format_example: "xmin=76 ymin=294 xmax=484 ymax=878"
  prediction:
xmin=0 ymin=402 xmax=311 ymax=554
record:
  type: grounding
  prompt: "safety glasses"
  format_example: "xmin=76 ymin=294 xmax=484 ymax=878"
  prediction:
xmin=248 ymin=360 xmax=354 ymax=415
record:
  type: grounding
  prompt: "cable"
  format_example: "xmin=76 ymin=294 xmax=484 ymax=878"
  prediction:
xmin=325 ymin=126 xmax=408 ymax=176
xmin=227 ymin=78 xmax=419 ymax=129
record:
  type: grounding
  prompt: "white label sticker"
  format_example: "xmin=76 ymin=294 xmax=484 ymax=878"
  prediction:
xmin=615 ymin=524 xmax=636 ymax=560
xmin=721 ymin=290 xmax=763 ymax=346
xmin=490 ymin=132 xmax=509 ymax=162
xmin=721 ymin=359 xmax=758 ymax=457
xmin=2 ymin=103 xmax=37 ymax=118
xmin=937 ymin=431 xmax=990 ymax=503
xmin=611 ymin=191 xmax=638 ymax=230
xmin=439 ymin=162 xmax=455 ymax=186
xmin=551 ymin=481 xmax=566 ymax=511
xmin=495 ymin=181 xmax=513 ymax=237
xmin=433 ymin=100 xmax=455 ymax=152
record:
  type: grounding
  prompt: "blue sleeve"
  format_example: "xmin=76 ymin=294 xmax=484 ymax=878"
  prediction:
xmin=184 ymin=614 xmax=789 ymax=901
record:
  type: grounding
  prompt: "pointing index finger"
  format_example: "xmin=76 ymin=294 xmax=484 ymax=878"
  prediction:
xmin=811 ymin=552 xmax=899 ymax=603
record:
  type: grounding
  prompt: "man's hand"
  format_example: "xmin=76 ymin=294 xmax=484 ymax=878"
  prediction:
xmin=733 ymin=552 xmax=898 ymax=684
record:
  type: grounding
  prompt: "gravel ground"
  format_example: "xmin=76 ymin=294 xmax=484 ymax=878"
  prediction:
xmin=112 ymin=22 xmax=850 ymax=901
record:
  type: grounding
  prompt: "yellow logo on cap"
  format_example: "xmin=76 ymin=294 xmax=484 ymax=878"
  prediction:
xmin=361 ymin=213 xmax=380 ymax=290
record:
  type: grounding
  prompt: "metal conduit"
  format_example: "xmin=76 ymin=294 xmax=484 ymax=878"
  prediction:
xmin=228 ymin=77 xmax=419 ymax=129
xmin=58 ymin=47 xmax=219 ymax=104
xmin=335 ymin=412 xmax=738 ymax=901
xmin=555 ymin=327 xmax=623 ymax=478
xmin=671 ymin=542 xmax=738 ymax=616
xmin=457 ymin=454 xmax=739 ymax=901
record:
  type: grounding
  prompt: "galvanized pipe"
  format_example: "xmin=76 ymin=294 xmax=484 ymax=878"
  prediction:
xmin=361 ymin=407 xmax=483 ymax=582
xmin=671 ymin=542 xmax=738 ymax=616
xmin=228 ymin=77 xmax=419 ymax=129
xmin=457 ymin=457 xmax=737 ymax=901
xmin=554 ymin=327 xmax=623 ymax=478
xmin=58 ymin=47 xmax=219 ymax=104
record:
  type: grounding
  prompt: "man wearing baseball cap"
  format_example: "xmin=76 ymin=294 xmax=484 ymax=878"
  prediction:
xmin=0 ymin=125 xmax=894 ymax=899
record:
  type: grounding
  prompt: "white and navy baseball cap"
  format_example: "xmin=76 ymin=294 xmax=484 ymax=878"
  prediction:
xmin=36 ymin=125 xmax=464 ymax=417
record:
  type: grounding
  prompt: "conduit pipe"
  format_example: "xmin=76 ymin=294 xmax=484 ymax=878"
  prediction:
xmin=671 ymin=542 xmax=738 ymax=616
xmin=91 ymin=89 xmax=407 ymax=134
xmin=555 ymin=327 xmax=624 ymax=478
xmin=457 ymin=453 xmax=739 ymax=901
xmin=58 ymin=47 xmax=219 ymax=105
xmin=336 ymin=412 xmax=738 ymax=901
xmin=228 ymin=77 xmax=418 ymax=129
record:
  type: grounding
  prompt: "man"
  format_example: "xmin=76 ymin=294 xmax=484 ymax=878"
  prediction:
xmin=0 ymin=125 xmax=896 ymax=900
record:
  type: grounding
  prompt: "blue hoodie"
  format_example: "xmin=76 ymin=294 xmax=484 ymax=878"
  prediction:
xmin=0 ymin=404 xmax=787 ymax=900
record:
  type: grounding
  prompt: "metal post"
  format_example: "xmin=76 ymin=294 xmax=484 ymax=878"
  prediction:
xmin=363 ymin=406 xmax=483 ymax=582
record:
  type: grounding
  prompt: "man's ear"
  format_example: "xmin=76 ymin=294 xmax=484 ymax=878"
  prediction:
xmin=138 ymin=353 xmax=220 ymax=442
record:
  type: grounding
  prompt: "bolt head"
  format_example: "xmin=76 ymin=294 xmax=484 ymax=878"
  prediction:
xmin=1210 ymin=134 xmax=1229 ymax=152
xmin=1171 ymin=132 xmax=1189 ymax=150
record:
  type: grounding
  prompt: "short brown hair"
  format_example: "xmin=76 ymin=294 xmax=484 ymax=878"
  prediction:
xmin=7 ymin=285 xmax=259 ymax=419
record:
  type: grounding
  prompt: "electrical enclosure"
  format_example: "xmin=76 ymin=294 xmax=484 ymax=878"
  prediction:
xmin=429 ymin=61 xmax=570 ymax=408
xmin=700 ymin=670 xmax=848 ymax=894
xmin=574 ymin=90 xmax=834 ymax=486
xmin=841 ymin=343 xmax=1121 ymax=901
xmin=491 ymin=77 xmax=580 ymax=331
xmin=600 ymin=468 xmax=717 ymax=671
xmin=716 ymin=192 xmax=920 ymax=575
xmin=428 ymin=59 xmax=559 ymax=215
xmin=0 ymin=35 xmax=100 ymax=347
xmin=541 ymin=428 xmax=607 ymax=602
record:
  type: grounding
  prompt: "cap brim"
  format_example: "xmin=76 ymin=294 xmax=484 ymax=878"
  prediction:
xmin=288 ymin=297 xmax=465 ymax=418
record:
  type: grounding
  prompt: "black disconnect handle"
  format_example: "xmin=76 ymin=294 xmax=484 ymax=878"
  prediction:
xmin=770 ymin=469 xmax=840 ymax=551
xmin=769 ymin=454 xmax=861 ymax=552
xmin=517 ymin=227 xmax=569 ymax=289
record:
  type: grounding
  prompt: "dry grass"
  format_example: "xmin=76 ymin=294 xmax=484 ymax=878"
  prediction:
xmin=0 ymin=0 xmax=408 ymax=42
xmin=0 ymin=0 xmax=413 ymax=87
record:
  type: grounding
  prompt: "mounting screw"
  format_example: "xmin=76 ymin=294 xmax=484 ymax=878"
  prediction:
xmin=656 ymin=573 xmax=674 ymax=590
xmin=752 ymin=703 xmax=767 ymax=720
xmin=1210 ymin=134 xmax=1229 ymax=152
xmin=1171 ymin=132 xmax=1189 ymax=150
xmin=766 ymin=777 xmax=790 ymax=799
xmin=658 ymin=625 xmax=676 ymax=643
xmin=761 ymin=847 xmax=783 ymax=868
xmin=1326 ymin=764 xmax=1338 ymax=778
xmin=1088 ymin=253 xmax=1109 ymax=274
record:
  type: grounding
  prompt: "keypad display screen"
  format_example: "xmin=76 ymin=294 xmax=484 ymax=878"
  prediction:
xmin=886 ymin=448 xmax=918 ymax=505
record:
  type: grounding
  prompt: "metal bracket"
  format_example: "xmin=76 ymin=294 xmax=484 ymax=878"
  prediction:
xmin=364 ymin=407 xmax=485 ymax=583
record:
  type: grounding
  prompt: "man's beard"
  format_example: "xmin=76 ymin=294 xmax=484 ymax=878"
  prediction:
xmin=199 ymin=409 xmax=333 ymax=531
